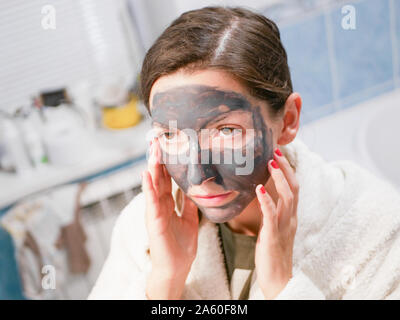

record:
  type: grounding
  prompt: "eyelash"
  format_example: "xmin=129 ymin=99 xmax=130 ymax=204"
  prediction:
xmin=157 ymin=126 xmax=243 ymax=140
xmin=218 ymin=126 xmax=242 ymax=136
xmin=161 ymin=131 xmax=176 ymax=140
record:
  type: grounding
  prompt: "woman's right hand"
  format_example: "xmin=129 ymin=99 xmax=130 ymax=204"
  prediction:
xmin=142 ymin=138 xmax=199 ymax=299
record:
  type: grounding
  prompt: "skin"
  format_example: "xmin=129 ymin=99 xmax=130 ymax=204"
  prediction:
xmin=143 ymin=69 xmax=302 ymax=300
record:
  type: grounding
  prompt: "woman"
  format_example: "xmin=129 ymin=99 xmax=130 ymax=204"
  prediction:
xmin=88 ymin=6 xmax=400 ymax=300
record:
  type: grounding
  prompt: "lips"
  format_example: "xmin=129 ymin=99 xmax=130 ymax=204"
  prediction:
xmin=191 ymin=191 xmax=234 ymax=207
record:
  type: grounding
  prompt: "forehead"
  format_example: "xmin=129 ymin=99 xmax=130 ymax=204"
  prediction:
xmin=152 ymin=85 xmax=251 ymax=114
xmin=151 ymin=85 xmax=254 ymax=129
xmin=149 ymin=69 xmax=250 ymax=110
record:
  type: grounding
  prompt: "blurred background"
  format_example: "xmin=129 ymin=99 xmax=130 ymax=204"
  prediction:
xmin=0 ymin=0 xmax=399 ymax=299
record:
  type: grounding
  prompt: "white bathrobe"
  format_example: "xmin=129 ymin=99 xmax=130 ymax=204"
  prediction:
xmin=88 ymin=137 xmax=400 ymax=300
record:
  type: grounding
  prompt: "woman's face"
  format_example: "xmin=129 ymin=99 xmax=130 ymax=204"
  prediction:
xmin=149 ymin=69 xmax=276 ymax=223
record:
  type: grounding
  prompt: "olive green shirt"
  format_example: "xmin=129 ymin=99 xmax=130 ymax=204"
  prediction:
xmin=218 ymin=222 xmax=257 ymax=300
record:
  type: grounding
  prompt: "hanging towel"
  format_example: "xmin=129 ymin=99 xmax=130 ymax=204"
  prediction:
xmin=55 ymin=183 xmax=90 ymax=274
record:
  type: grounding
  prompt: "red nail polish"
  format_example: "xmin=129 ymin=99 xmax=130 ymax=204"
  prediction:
xmin=270 ymin=159 xmax=279 ymax=169
xmin=275 ymin=148 xmax=282 ymax=157
xmin=260 ymin=185 xmax=266 ymax=194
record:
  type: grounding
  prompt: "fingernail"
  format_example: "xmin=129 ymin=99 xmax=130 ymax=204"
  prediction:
xmin=260 ymin=185 xmax=266 ymax=194
xmin=270 ymin=159 xmax=279 ymax=169
xmin=274 ymin=148 xmax=282 ymax=157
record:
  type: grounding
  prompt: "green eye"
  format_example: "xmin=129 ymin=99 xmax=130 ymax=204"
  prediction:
xmin=221 ymin=127 xmax=232 ymax=135
xmin=219 ymin=127 xmax=241 ymax=136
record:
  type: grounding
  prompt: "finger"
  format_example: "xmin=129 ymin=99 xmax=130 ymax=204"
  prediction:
xmin=142 ymin=170 xmax=160 ymax=220
xmin=154 ymin=138 xmax=167 ymax=195
xmin=148 ymin=138 xmax=164 ymax=196
xmin=255 ymin=184 xmax=277 ymax=233
xmin=181 ymin=194 xmax=199 ymax=224
xmin=162 ymin=165 xmax=172 ymax=194
xmin=268 ymin=159 xmax=294 ymax=219
xmin=273 ymin=148 xmax=299 ymax=207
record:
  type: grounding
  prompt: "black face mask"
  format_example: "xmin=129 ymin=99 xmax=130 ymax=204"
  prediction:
xmin=151 ymin=85 xmax=274 ymax=223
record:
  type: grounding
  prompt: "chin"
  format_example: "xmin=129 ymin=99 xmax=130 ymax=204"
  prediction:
xmin=200 ymin=207 xmax=242 ymax=224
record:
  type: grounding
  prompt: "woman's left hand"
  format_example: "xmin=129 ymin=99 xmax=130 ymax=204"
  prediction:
xmin=254 ymin=148 xmax=299 ymax=299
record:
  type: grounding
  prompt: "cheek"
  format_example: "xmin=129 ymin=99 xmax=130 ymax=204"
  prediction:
xmin=164 ymin=162 xmax=190 ymax=192
xmin=214 ymin=129 xmax=273 ymax=190
xmin=214 ymin=149 xmax=270 ymax=192
xmin=159 ymin=148 xmax=189 ymax=191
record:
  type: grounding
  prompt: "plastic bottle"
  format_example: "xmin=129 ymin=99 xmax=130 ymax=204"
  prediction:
xmin=20 ymin=115 xmax=47 ymax=169
xmin=1 ymin=119 xmax=33 ymax=176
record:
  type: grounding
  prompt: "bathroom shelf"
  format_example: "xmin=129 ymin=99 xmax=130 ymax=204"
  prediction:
xmin=0 ymin=117 xmax=151 ymax=211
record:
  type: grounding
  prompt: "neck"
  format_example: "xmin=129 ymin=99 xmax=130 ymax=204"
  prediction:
xmin=226 ymin=176 xmax=279 ymax=236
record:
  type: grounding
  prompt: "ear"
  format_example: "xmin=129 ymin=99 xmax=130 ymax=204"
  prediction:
xmin=277 ymin=92 xmax=302 ymax=146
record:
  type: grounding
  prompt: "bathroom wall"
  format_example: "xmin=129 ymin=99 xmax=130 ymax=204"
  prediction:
xmin=271 ymin=0 xmax=400 ymax=124
xmin=134 ymin=0 xmax=400 ymax=125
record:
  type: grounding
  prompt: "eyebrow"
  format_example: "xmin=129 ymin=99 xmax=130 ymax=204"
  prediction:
xmin=204 ymin=110 xmax=252 ymax=127
xmin=204 ymin=112 xmax=231 ymax=126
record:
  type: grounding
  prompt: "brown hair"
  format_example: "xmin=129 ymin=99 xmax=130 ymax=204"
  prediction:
xmin=139 ymin=6 xmax=293 ymax=118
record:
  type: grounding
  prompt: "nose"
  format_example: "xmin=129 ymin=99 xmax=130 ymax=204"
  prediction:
xmin=188 ymin=162 xmax=219 ymax=185
xmin=187 ymin=143 xmax=220 ymax=186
